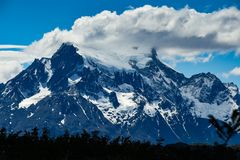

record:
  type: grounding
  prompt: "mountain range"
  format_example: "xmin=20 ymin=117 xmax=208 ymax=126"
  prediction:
xmin=0 ymin=43 xmax=239 ymax=144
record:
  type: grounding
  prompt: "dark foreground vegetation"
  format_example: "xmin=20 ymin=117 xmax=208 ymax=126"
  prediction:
xmin=0 ymin=128 xmax=239 ymax=160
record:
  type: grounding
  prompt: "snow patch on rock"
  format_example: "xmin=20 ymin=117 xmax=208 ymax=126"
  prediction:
xmin=19 ymin=86 xmax=51 ymax=109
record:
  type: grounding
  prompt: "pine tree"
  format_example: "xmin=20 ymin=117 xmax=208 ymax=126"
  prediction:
xmin=208 ymin=109 xmax=240 ymax=146
xmin=41 ymin=127 xmax=49 ymax=142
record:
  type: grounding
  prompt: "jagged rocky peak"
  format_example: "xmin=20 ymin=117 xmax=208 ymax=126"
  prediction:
xmin=128 ymin=48 xmax=167 ymax=69
xmin=145 ymin=48 xmax=165 ymax=68
xmin=51 ymin=43 xmax=84 ymax=66
xmin=139 ymin=48 xmax=186 ymax=85
xmin=224 ymin=82 xmax=239 ymax=98
xmin=52 ymin=43 xmax=77 ymax=57
xmin=0 ymin=42 xmax=239 ymax=144
xmin=189 ymin=72 xmax=217 ymax=80
xmin=183 ymin=72 xmax=229 ymax=104
xmin=187 ymin=72 xmax=225 ymax=89
xmin=47 ymin=43 xmax=85 ymax=88
xmin=3 ymin=57 xmax=51 ymax=97
xmin=150 ymin=48 xmax=158 ymax=59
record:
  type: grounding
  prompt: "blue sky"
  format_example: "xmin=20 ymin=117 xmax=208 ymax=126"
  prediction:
xmin=1 ymin=0 xmax=240 ymax=45
xmin=0 ymin=0 xmax=240 ymax=85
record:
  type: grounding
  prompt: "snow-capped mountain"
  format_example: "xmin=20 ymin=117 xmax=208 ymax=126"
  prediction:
xmin=0 ymin=43 xmax=239 ymax=143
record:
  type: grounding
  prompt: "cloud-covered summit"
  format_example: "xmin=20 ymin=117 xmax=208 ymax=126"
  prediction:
xmin=25 ymin=5 xmax=240 ymax=68
xmin=1 ymin=5 xmax=240 ymax=83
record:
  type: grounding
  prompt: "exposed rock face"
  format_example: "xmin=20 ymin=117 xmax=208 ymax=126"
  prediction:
xmin=0 ymin=43 xmax=239 ymax=144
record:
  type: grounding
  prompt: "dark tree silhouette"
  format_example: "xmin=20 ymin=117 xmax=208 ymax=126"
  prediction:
xmin=156 ymin=137 xmax=165 ymax=146
xmin=209 ymin=109 xmax=240 ymax=146
xmin=41 ymin=127 xmax=49 ymax=141
xmin=31 ymin=127 xmax=39 ymax=142
xmin=0 ymin=127 xmax=237 ymax=160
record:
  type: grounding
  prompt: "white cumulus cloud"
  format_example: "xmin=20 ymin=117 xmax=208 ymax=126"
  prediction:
xmin=0 ymin=49 xmax=34 ymax=83
xmin=2 ymin=5 xmax=240 ymax=82
xmin=24 ymin=5 xmax=240 ymax=68
xmin=223 ymin=67 xmax=240 ymax=78
xmin=0 ymin=61 xmax=23 ymax=83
